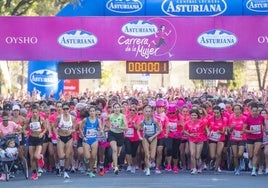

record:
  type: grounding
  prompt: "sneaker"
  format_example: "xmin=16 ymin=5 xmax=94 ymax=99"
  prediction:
xmin=0 ymin=173 xmax=6 ymax=181
xmin=248 ymin=160 xmax=253 ymax=169
xmin=88 ymin=171 xmax=95 ymax=178
xmin=38 ymin=168 xmax=43 ymax=177
xmin=31 ymin=173 xmax=38 ymax=180
xmin=165 ymin=165 xmax=172 ymax=172
xmin=131 ymin=166 xmax=136 ymax=173
xmin=217 ymin=167 xmax=222 ymax=173
xmin=235 ymin=169 xmax=240 ymax=175
xmin=145 ymin=168 xmax=150 ymax=176
xmin=209 ymin=160 xmax=215 ymax=170
xmin=265 ymin=168 xmax=268 ymax=175
xmin=84 ymin=158 xmax=89 ymax=164
xmin=155 ymin=167 xmax=161 ymax=174
xmin=191 ymin=168 xmax=198 ymax=175
xmin=9 ymin=172 xmax=15 ymax=178
xmin=150 ymin=161 xmax=155 ymax=168
xmin=63 ymin=171 xmax=70 ymax=179
xmin=197 ymin=168 xmax=202 ymax=173
xmin=99 ymin=168 xmax=105 ymax=176
xmin=258 ymin=168 xmax=263 ymax=175
xmin=56 ymin=168 xmax=61 ymax=176
xmin=126 ymin=165 xmax=132 ymax=172
xmin=114 ymin=167 xmax=119 ymax=175
xmin=251 ymin=170 xmax=257 ymax=176
xmin=173 ymin=167 xmax=179 ymax=174
xmin=202 ymin=163 xmax=208 ymax=170
xmin=38 ymin=154 xmax=45 ymax=168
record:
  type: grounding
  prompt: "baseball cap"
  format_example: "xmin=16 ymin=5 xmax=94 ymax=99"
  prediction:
xmin=12 ymin=105 xmax=20 ymax=111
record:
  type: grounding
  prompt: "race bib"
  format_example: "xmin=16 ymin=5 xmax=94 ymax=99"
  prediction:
xmin=209 ymin=131 xmax=221 ymax=141
xmin=144 ymin=124 xmax=154 ymax=136
xmin=85 ymin=129 xmax=97 ymax=138
xmin=263 ymin=136 xmax=268 ymax=144
xmin=125 ymin=128 xmax=134 ymax=138
xmin=232 ymin=130 xmax=242 ymax=140
xmin=30 ymin=122 xmax=41 ymax=131
xmin=250 ymin=125 xmax=261 ymax=135
xmin=169 ymin=122 xmax=177 ymax=132
xmin=111 ymin=121 xmax=119 ymax=128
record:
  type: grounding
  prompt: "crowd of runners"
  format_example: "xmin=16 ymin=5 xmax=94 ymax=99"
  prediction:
xmin=0 ymin=86 xmax=267 ymax=180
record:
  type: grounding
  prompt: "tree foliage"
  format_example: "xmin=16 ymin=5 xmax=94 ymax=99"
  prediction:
xmin=0 ymin=0 xmax=70 ymax=16
xmin=227 ymin=61 xmax=245 ymax=90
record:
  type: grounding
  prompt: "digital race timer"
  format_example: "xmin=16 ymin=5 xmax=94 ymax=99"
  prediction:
xmin=126 ymin=61 xmax=169 ymax=74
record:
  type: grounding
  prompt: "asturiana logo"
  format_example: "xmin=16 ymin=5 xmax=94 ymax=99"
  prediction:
xmin=161 ymin=0 xmax=227 ymax=16
xmin=197 ymin=29 xmax=237 ymax=48
xmin=106 ymin=0 xmax=143 ymax=13
xmin=122 ymin=20 xmax=158 ymax=37
xmin=58 ymin=30 xmax=98 ymax=49
xmin=30 ymin=69 xmax=59 ymax=87
xmin=246 ymin=0 xmax=268 ymax=12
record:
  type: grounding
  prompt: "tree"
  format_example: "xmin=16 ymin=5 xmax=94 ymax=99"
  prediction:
xmin=227 ymin=61 xmax=245 ymax=90
xmin=255 ymin=60 xmax=268 ymax=90
xmin=0 ymin=0 xmax=70 ymax=16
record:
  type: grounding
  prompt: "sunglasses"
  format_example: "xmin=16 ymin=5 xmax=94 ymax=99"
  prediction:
xmin=138 ymin=113 xmax=143 ymax=115
xmin=169 ymin=112 xmax=176 ymax=114
xmin=130 ymin=109 xmax=136 ymax=112
xmin=96 ymin=113 xmax=101 ymax=116
xmin=63 ymin=108 xmax=69 ymax=111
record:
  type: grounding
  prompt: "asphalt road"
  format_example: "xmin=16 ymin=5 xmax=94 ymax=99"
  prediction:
xmin=0 ymin=170 xmax=267 ymax=188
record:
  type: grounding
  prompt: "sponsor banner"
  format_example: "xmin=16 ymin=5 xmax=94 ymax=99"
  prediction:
xmin=57 ymin=0 xmax=105 ymax=16
xmin=146 ymin=0 xmax=242 ymax=16
xmin=243 ymin=0 xmax=268 ymax=15
xmin=58 ymin=61 xmax=101 ymax=79
xmin=1 ymin=16 xmax=268 ymax=60
xmin=27 ymin=61 xmax=64 ymax=99
xmin=189 ymin=61 xmax=233 ymax=80
xmin=104 ymin=0 xmax=146 ymax=16
xmin=64 ymin=79 xmax=79 ymax=95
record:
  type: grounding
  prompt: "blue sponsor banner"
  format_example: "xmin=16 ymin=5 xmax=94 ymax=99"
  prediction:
xmin=146 ymin=0 xmax=242 ymax=16
xmin=27 ymin=61 xmax=63 ymax=100
xmin=243 ymin=0 xmax=268 ymax=15
xmin=104 ymin=0 xmax=146 ymax=16
xmin=57 ymin=0 xmax=104 ymax=16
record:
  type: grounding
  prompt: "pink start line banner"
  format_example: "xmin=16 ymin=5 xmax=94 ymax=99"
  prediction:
xmin=0 ymin=16 xmax=268 ymax=61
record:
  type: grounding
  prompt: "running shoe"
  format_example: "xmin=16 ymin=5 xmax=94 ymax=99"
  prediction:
xmin=197 ymin=168 xmax=202 ymax=173
xmin=248 ymin=160 xmax=253 ymax=169
xmin=99 ymin=168 xmax=105 ymax=176
xmin=56 ymin=168 xmax=61 ymax=176
xmin=251 ymin=170 xmax=257 ymax=176
xmin=258 ymin=168 xmax=263 ymax=175
xmin=131 ymin=166 xmax=136 ymax=173
xmin=0 ymin=173 xmax=6 ymax=181
xmin=63 ymin=171 xmax=70 ymax=179
xmin=88 ymin=171 xmax=95 ymax=178
xmin=155 ymin=167 xmax=161 ymax=174
xmin=173 ymin=167 xmax=179 ymax=174
xmin=114 ymin=167 xmax=119 ymax=175
xmin=191 ymin=168 xmax=198 ymax=175
xmin=31 ymin=173 xmax=38 ymax=180
xmin=126 ymin=165 xmax=132 ymax=172
xmin=84 ymin=158 xmax=89 ymax=164
xmin=38 ymin=154 xmax=45 ymax=168
xmin=235 ymin=169 xmax=240 ymax=175
xmin=265 ymin=168 xmax=268 ymax=175
xmin=145 ymin=168 xmax=150 ymax=176
xmin=38 ymin=168 xmax=43 ymax=177
xmin=217 ymin=167 xmax=222 ymax=173
xmin=150 ymin=161 xmax=155 ymax=168
xmin=165 ymin=165 xmax=172 ymax=172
